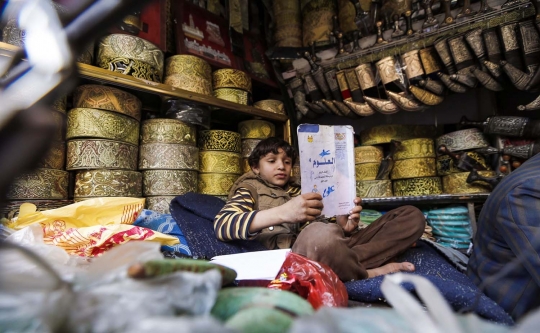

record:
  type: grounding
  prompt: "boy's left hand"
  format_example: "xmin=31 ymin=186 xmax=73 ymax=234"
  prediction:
xmin=336 ymin=197 xmax=362 ymax=234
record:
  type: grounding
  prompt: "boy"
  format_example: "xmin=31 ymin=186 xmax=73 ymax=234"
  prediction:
xmin=214 ymin=137 xmax=425 ymax=281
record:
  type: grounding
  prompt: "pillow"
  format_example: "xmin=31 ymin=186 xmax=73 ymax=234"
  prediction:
xmin=170 ymin=192 xmax=267 ymax=259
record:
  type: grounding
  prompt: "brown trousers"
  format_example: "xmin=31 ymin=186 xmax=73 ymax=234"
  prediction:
xmin=291 ymin=205 xmax=426 ymax=281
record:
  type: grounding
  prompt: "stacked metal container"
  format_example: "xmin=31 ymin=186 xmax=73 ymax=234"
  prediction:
xmin=139 ymin=119 xmax=199 ymax=214
xmin=213 ymin=69 xmax=253 ymax=105
xmin=354 ymin=146 xmax=392 ymax=198
xmin=163 ymin=55 xmax=213 ymax=96
xmin=67 ymin=85 xmax=142 ymax=202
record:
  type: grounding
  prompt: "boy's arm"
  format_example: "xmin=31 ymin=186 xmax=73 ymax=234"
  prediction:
xmin=214 ymin=188 xmax=260 ymax=241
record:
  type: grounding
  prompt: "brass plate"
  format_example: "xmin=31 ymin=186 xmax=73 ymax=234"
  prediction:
xmin=442 ymin=171 xmax=495 ymax=194
xmin=198 ymin=173 xmax=240 ymax=195
xmin=391 ymin=158 xmax=437 ymax=180
xmin=139 ymin=143 xmax=199 ymax=170
xmin=354 ymin=146 xmax=384 ymax=164
xmin=199 ymin=151 xmax=242 ymax=174
xmin=394 ymin=138 xmax=435 ymax=160
xmin=355 ymin=162 xmax=381 ymax=181
xmin=212 ymin=68 xmax=252 ymax=92
xmin=67 ymin=108 xmax=140 ymax=145
xmin=142 ymin=170 xmax=198 ymax=196
xmin=393 ymin=177 xmax=443 ymax=196
xmin=74 ymin=169 xmax=142 ymax=198
xmin=37 ymin=141 xmax=65 ymax=170
xmin=198 ymin=130 xmax=242 ymax=153
xmin=73 ymin=84 xmax=142 ymax=121
xmin=238 ymin=120 xmax=276 ymax=139
xmin=66 ymin=139 xmax=138 ymax=170
xmin=356 ymin=180 xmax=393 ymax=198
xmin=141 ymin=118 xmax=197 ymax=145
xmin=8 ymin=168 xmax=69 ymax=200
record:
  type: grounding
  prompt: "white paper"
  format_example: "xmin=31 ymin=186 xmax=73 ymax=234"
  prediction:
xmin=210 ymin=249 xmax=291 ymax=280
xmin=297 ymin=124 xmax=356 ymax=217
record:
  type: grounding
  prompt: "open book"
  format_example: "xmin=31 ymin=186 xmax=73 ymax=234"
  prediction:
xmin=210 ymin=249 xmax=291 ymax=280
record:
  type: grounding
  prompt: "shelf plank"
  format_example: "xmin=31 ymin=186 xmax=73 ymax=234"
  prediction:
xmin=361 ymin=193 xmax=489 ymax=206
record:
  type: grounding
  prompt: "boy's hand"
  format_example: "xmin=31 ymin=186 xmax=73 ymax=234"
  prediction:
xmin=282 ymin=192 xmax=323 ymax=223
xmin=336 ymin=197 xmax=362 ymax=234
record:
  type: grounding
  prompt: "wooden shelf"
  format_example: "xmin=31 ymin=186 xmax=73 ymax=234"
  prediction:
xmin=0 ymin=41 xmax=288 ymax=122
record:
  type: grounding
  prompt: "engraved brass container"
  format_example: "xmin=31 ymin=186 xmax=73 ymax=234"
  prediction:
xmin=361 ymin=125 xmax=436 ymax=145
xmin=376 ymin=56 xmax=400 ymax=85
xmin=73 ymin=84 xmax=142 ymax=121
xmin=165 ymin=55 xmax=212 ymax=80
xmin=254 ymin=100 xmax=286 ymax=115
xmin=98 ymin=56 xmax=162 ymax=82
xmin=67 ymin=139 xmax=138 ymax=170
xmin=355 ymin=162 xmax=381 ymax=181
xmin=145 ymin=196 xmax=176 ymax=214
xmin=8 ymin=168 xmax=69 ymax=200
xmin=37 ymin=141 xmax=65 ymax=170
xmin=442 ymin=171 xmax=495 ymax=194
xmin=238 ymin=120 xmax=276 ymax=139
xmin=301 ymin=0 xmax=335 ymax=47
xmin=74 ymin=169 xmax=142 ymax=198
xmin=198 ymin=173 xmax=240 ymax=195
xmin=96 ymin=34 xmax=164 ymax=77
xmin=199 ymin=130 xmax=242 ymax=153
xmin=390 ymin=158 xmax=437 ymax=179
xmin=437 ymin=152 xmax=488 ymax=176
xmin=354 ymin=146 xmax=384 ymax=164
xmin=214 ymin=88 xmax=251 ymax=105
xmin=355 ymin=63 xmax=377 ymax=90
xmin=242 ymin=139 xmax=262 ymax=157
xmin=409 ymin=85 xmax=444 ymax=105
xmin=213 ymin=69 xmax=252 ymax=92
xmin=141 ymin=119 xmax=197 ymax=146
xmin=436 ymin=128 xmax=489 ymax=152
xmin=419 ymin=47 xmax=443 ymax=75
xmin=199 ymin=151 xmax=242 ymax=174
xmin=356 ymin=180 xmax=393 ymax=198
xmin=142 ymin=170 xmax=198 ymax=196
xmin=393 ymin=176 xmax=443 ymax=196
xmin=164 ymin=73 xmax=213 ymax=96
xmin=67 ymin=108 xmax=140 ymax=145
xmin=395 ymin=138 xmax=435 ymax=160
xmin=139 ymin=143 xmax=199 ymax=170
xmin=402 ymin=50 xmax=425 ymax=80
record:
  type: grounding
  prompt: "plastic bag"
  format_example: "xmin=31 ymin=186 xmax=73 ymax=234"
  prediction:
xmin=267 ymin=252 xmax=348 ymax=309
xmin=5 ymin=197 xmax=179 ymax=256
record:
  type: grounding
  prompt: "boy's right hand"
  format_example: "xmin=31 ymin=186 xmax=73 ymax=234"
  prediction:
xmin=282 ymin=192 xmax=323 ymax=223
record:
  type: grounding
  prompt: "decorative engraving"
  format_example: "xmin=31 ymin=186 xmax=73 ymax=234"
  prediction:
xmin=391 ymin=158 xmax=437 ymax=179
xmin=67 ymin=139 xmax=138 ymax=170
xmin=394 ymin=138 xmax=435 ymax=160
xmin=355 ymin=63 xmax=377 ymax=90
xmin=138 ymin=143 xmax=199 ymax=170
xmin=324 ymin=69 xmax=340 ymax=91
xmin=165 ymin=55 xmax=212 ymax=79
xmin=213 ymin=88 xmax=250 ymax=105
xmin=447 ymin=35 xmax=473 ymax=66
xmin=8 ymin=168 xmax=69 ymax=200
xmin=393 ymin=177 xmax=443 ymax=196
xmin=198 ymin=173 xmax=240 ymax=195
xmin=344 ymin=69 xmax=361 ymax=91
xmin=386 ymin=91 xmax=427 ymax=112
xmin=500 ymin=23 xmax=520 ymax=52
xmin=145 ymin=196 xmax=177 ymax=214
xmin=437 ymin=152 xmax=488 ymax=176
xmin=483 ymin=29 xmax=502 ymax=58
xmin=519 ymin=20 xmax=540 ymax=54
xmin=355 ymin=162 xmax=381 ymax=180
xmin=402 ymin=50 xmax=424 ymax=79
xmin=436 ymin=128 xmax=489 ymax=152
xmin=418 ymin=78 xmax=445 ymax=95
xmin=410 ymin=85 xmax=444 ymax=105
xmin=142 ymin=170 xmax=197 ymax=196
xmin=52 ymin=96 xmax=67 ymax=114
xmin=419 ymin=47 xmax=442 ymax=75
xmin=73 ymin=85 xmax=142 ymax=121
xmin=164 ymin=73 xmax=213 ymax=95
xmin=364 ymin=96 xmax=400 ymax=114
xmin=486 ymin=116 xmax=528 ymax=136
xmin=442 ymin=171 xmax=495 ymax=194
xmin=200 ymin=151 xmax=242 ymax=174
xmin=356 ymin=180 xmax=393 ymax=198
xmin=212 ymin=69 xmax=252 ymax=92
xmin=238 ymin=120 xmax=275 ymax=139
xmin=335 ymin=71 xmax=350 ymax=93
xmin=254 ymin=100 xmax=285 ymax=115
xmin=141 ymin=119 xmax=197 ymax=145
xmin=344 ymin=100 xmax=375 ymax=116
xmin=376 ymin=56 xmax=400 ymax=84
xmin=97 ymin=56 xmax=162 ymax=83
xmin=199 ymin=130 xmax=242 ymax=152
xmin=434 ymin=38 xmax=455 ymax=73
xmin=302 ymin=0 xmax=335 ymax=46
xmin=464 ymin=28 xmax=486 ymax=59
xmin=74 ymin=170 xmax=142 ymax=197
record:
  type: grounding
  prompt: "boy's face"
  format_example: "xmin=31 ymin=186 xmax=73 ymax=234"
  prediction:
xmin=252 ymin=148 xmax=292 ymax=188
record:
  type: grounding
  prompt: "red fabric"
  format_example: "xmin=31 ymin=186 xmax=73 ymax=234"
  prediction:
xmin=268 ymin=252 xmax=348 ymax=309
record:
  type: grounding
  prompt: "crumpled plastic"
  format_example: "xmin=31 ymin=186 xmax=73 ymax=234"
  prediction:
xmin=267 ymin=252 xmax=348 ymax=309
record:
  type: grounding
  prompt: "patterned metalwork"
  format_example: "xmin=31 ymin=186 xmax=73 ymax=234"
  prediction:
xmin=344 ymin=100 xmax=375 ymax=116
xmin=212 ymin=69 xmax=252 ymax=92
xmin=402 ymin=49 xmax=424 ymax=80
xmin=67 ymin=108 xmax=140 ymax=145
xmin=419 ymin=47 xmax=442 ymax=75
xmin=436 ymin=128 xmax=489 ymax=152
xmin=391 ymin=158 xmax=437 ymax=179
xmin=355 ymin=63 xmax=377 ymax=90
xmin=438 ymin=73 xmax=467 ymax=93
xmin=74 ymin=169 xmax=142 ymax=198
xmin=485 ymin=116 xmax=529 ymax=137
xmin=364 ymin=96 xmax=400 ymax=114
xmin=437 ymin=152 xmax=488 ymax=176
xmin=142 ymin=170 xmax=198 ymax=196
xmin=312 ymin=67 xmax=332 ymax=99
xmin=73 ymin=84 xmax=142 ymax=121
xmin=335 ymin=70 xmax=350 ymax=100
xmin=7 ymin=168 xmax=69 ymax=200
xmin=500 ymin=22 xmax=520 ymax=52
xmin=393 ymin=176 xmax=443 ymax=196
xmin=1 ymin=200 xmax=73 ymax=220
xmin=483 ymin=28 xmax=502 ymax=61
xmin=410 ymin=85 xmax=444 ymax=105
xmin=418 ymin=78 xmax=445 ymax=95
xmin=464 ymin=28 xmax=486 ymax=60
xmin=344 ymin=69 xmax=361 ymax=92
xmin=361 ymin=124 xmax=436 ymax=145
xmin=301 ymin=0 xmax=335 ymax=46
xmin=254 ymin=100 xmax=286 ymax=115
xmin=199 ymin=151 xmax=242 ymax=174
xmin=214 ymin=88 xmax=250 ymax=105
xmin=518 ymin=20 xmax=540 ymax=72
xmin=386 ymin=91 xmax=427 ymax=112
xmin=165 ymin=55 xmax=212 ymax=80
xmin=450 ymin=72 xmax=477 ymax=88
xmin=332 ymin=101 xmax=355 ymax=118
xmin=139 ymin=143 xmax=199 ymax=170
xmin=241 ymin=139 xmax=262 ymax=157
xmin=395 ymin=138 xmax=435 ymax=160
xmin=164 ymin=73 xmax=213 ymax=95
xmin=199 ymin=130 xmax=242 ymax=153
xmin=356 ymin=180 xmax=393 ymax=198
xmin=145 ymin=196 xmax=176 ymax=214
xmin=354 ymin=146 xmax=384 ymax=164
xmin=97 ymin=34 xmax=164 ymax=77
xmin=376 ymin=56 xmax=400 ymax=85
xmin=37 ymin=141 xmax=65 ymax=170
xmin=322 ymin=99 xmax=343 ymax=116
xmin=355 ymin=162 xmax=381 ymax=181
xmin=434 ymin=38 xmax=456 ymax=74
xmin=472 ymin=68 xmax=504 ymax=91
xmin=447 ymin=35 xmax=473 ymax=68
xmin=198 ymin=173 xmax=240 ymax=195
xmin=141 ymin=119 xmax=197 ymax=145
xmin=67 ymin=139 xmax=138 ymax=170
xmin=442 ymin=171 xmax=495 ymax=194
xmin=500 ymin=61 xmax=532 ymax=90
xmin=97 ymin=56 xmax=162 ymax=83
xmin=238 ymin=120 xmax=275 ymax=139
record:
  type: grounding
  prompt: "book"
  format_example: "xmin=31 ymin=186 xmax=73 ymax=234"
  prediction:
xmin=210 ymin=249 xmax=291 ymax=280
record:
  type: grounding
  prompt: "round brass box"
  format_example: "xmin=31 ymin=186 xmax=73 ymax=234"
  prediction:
xmin=355 ymin=162 xmax=381 ymax=181
xmin=212 ymin=68 xmax=252 ymax=92
xmin=394 ymin=138 xmax=435 ymax=160
xmin=74 ymin=169 xmax=142 ymax=198
xmin=354 ymin=146 xmax=384 ymax=164
xmin=142 ymin=170 xmax=198 ymax=196
xmin=67 ymin=139 xmax=138 ymax=171
xmin=8 ymin=168 xmax=69 ymax=200
xmin=356 ymin=180 xmax=393 ymax=198
xmin=199 ymin=151 xmax=242 ymax=174
xmin=138 ymin=143 xmax=199 ymax=170
xmin=436 ymin=128 xmax=489 ymax=152
xmin=73 ymin=84 xmax=142 ymax=121
xmin=238 ymin=120 xmax=276 ymax=139
xmin=442 ymin=171 xmax=495 ymax=194
xmin=141 ymin=119 xmax=197 ymax=146
xmin=393 ymin=177 xmax=443 ymax=196
xmin=198 ymin=173 xmax=240 ymax=195
xmin=198 ymin=130 xmax=242 ymax=153
xmin=391 ymin=158 xmax=437 ymax=180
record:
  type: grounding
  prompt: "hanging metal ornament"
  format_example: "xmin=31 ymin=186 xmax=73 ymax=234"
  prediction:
xmin=387 ymin=91 xmax=428 ymax=111
xmin=421 ymin=0 xmax=438 ymax=30
xmin=322 ymin=99 xmax=345 ymax=116
xmin=472 ymin=68 xmax=504 ymax=91
xmin=500 ymin=61 xmax=533 ymax=91
xmin=437 ymin=73 xmax=467 ymax=93
xmin=305 ymin=100 xmax=327 ymax=115
xmin=440 ymin=0 xmax=455 ymax=26
xmin=333 ymin=100 xmax=358 ymax=118
xmin=344 ymin=100 xmax=376 ymax=116
xmin=483 ymin=61 xmax=504 ymax=81
xmin=364 ymin=96 xmax=400 ymax=114
xmin=518 ymin=94 xmax=540 ymax=111
xmin=418 ymin=78 xmax=445 ymax=95
xmin=409 ymin=85 xmax=444 ymax=105
xmin=450 ymin=71 xmax=478 ymax=88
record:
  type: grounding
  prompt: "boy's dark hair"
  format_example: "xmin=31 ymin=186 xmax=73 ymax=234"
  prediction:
xmin=248 ymin=137 xmax=297 ymax=168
